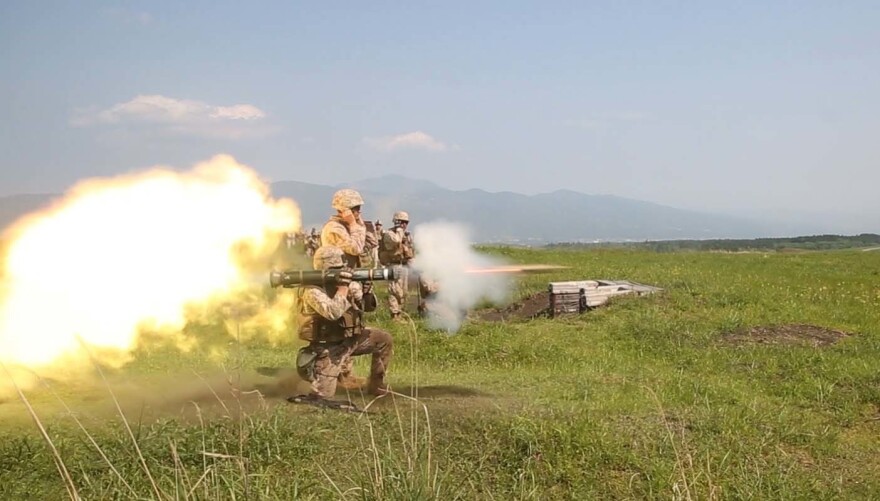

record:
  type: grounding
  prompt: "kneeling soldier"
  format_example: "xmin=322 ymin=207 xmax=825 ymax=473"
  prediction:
xmin=295 ymin=246 xmax=392 ymax=398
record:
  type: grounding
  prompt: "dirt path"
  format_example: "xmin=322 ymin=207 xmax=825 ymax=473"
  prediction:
xmin=472 ymin=291 xmax=550 ymax=322
xmin=722 ymin=324 xmax=852 ymax=347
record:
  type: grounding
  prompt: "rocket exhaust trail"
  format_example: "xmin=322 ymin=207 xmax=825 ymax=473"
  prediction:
xmin=462 ymin=264 xmax=567 ymax=275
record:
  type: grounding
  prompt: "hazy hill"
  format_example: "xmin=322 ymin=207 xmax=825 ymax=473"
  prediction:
xmin=0 ymin=175 xmax=822 ymax=242
xmin=273 ymin=174 xmax=787 ymax=242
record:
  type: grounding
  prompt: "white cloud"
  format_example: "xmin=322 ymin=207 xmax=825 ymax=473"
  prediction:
xmin=363 ymin=131 xmax=452 ymax=153
xmin=72 ymin=95 xmax=270 ymax=139
xmin=209 ymin=104 xmax=266 ymax=120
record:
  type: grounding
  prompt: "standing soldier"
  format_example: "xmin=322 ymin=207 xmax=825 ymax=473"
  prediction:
xmin=320 ymin=189 xmax=375 ymax=387
xmin=379 ymin=211 xmax=414 ymax=322
xmin=304 ymin=228 xmax=320 ymax=257
xmin=293 ymin=246 xmax=392 ymax=399
xmin=369 ymin=220 xmax=383 ymax=267
xmin=360 ymin=219 xmax=380 ymax=268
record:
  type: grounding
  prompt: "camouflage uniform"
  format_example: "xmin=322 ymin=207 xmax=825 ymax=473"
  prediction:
xmin=379 ymin=211 xmax=414 ymax=319
xmin=416 ymin=275 xmax=457 ymax=326
xmin=321 ymin=189 xmax=368 ymax=268
xmin=304 ymin=228 xmax=320 ymax=257
xmin=295 ymin=247 xmax=392 ymax=398
xmin=418 ymin=276 xmax=440 ymax=317
xmin=368 ymin=220 xmax=383 ymax=268
xmin=320 ymin=189 xmax=370 ymax=385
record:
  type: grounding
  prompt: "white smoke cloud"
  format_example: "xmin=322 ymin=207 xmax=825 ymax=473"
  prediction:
xmin=411 ymin=221 xmax=510 ymax=332
xmin=363 ymin=131 xmax=453 ymax=153
xmin=71 ymin=95 xmax=271 ymax=139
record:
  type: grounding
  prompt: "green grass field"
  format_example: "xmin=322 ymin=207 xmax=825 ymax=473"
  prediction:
xmin=2 ymin=247 xmax=879 ymax=499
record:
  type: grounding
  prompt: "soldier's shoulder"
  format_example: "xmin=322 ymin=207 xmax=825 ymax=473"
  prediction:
xmin=296 ymin=285 xmax=323 ymax=295
xmin=321 ymin=219 xmax=346 ymax=234
xmin=300 ymin=286 xmax=331 ymax=303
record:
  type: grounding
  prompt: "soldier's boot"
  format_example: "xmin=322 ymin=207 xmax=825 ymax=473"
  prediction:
xmin=391 ymin=312 xmax=407 ymax=324
xmin=367 ymin=377 xmax=389 ymax=396
xmin=337 ymin=374 xmax=367 ymax=390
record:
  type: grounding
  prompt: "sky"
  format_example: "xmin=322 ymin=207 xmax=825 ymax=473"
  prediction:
xmin=1 ymin=1 xmax=878 ymax=230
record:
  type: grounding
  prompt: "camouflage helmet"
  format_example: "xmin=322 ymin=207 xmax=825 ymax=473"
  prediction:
xmin=313 ymin=246 xmax=344 ymax=270
xmin=392 ymin=211 xmax=410 ymax=223
xmin=331 ymin=189 xmax=365 ymax=211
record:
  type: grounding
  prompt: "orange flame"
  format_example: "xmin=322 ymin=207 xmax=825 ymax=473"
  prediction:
xmin=0 ymin=155 xmax=300 ymax=388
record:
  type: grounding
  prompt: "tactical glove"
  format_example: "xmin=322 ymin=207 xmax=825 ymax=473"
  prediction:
xmin=336 ymin=267 xmax=354 ymax=286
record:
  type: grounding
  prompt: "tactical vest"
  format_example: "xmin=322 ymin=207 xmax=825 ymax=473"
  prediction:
xmin=295 ymin=286 xmax=364 ymax=343
xmin=343 ymin=252 xmax=361 ymax=268
xmin=379 ymin=227 xmax=414 ymax=265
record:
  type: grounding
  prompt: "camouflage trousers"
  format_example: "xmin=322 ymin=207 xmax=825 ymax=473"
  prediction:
xmin=387 ymin=265 xmax=409 ymax=316
xmin=309 ymin=328 xmax=393 ymax=398
xmin=417 ymin=276 xmax=440 ymax=316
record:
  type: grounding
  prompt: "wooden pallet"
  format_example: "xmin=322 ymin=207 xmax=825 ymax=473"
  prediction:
xmin=548 ymin=280 xmax=662 ymax=317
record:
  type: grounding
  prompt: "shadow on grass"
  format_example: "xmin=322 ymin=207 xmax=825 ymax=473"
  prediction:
xmin=250 ymin=369 xmax=493 ymax=415
xmin=89 ymin=367 xmax=499 ymax=422
xmin=387 ymin=384 xmax=489 ymax=398
xmin=253 ymin=366 xmax=489 ymax=399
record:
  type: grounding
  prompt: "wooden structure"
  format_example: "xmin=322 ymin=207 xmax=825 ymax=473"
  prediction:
xmin=548 ymin=280 xmax=662 ymax=317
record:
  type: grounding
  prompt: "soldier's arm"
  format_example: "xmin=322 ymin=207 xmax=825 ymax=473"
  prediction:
xmin=302 ymin=288 xmax=350 ymax=320
xmin=348 ymin=221 xmax=367 ymax=253
xmin=322 ymin=221 xmax=366 ymax=257
xmin=364 ymin=230 xmax=378 ymax=249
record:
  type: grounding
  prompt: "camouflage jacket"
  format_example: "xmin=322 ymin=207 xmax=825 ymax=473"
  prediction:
xmin=321 ymin=216 xmax=366 ymax=267
xmin=296 ymin=283 xmax=364 ymax=343
xmin=380 ymin=226 xmax=414 ymax=265
xmin=305 ymin=235 xmax=320 ymax=251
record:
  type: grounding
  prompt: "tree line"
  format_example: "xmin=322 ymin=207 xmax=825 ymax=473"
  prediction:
xmin=546 ymin=234 xmax=880 ymax=252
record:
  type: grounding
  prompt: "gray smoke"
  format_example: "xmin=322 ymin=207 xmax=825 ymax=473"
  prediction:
xmin=411 ymin=221 xmax=511 ymax=331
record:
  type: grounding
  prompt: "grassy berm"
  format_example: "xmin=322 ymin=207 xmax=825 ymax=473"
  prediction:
xmin=1 ymin=247 xmax=879 ymax=499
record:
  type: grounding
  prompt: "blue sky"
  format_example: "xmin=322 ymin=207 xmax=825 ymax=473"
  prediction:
xmin=1 ymin=1 xmax=878 ymax=230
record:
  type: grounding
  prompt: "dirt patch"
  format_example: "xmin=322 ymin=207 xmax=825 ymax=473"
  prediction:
xmin=114 ymin=372 xmax=492 ymax=419
xmin=723 ymin=324 xmax=852 ymax=347
xmin=473 ymin=291 xmax=550 ymax=322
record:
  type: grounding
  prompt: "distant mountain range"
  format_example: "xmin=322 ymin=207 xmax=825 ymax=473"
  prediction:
xmin=0 ymin=175 xmax=846 ymax=243
xmin=273 ymin=174 xmax=809 ymax=242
